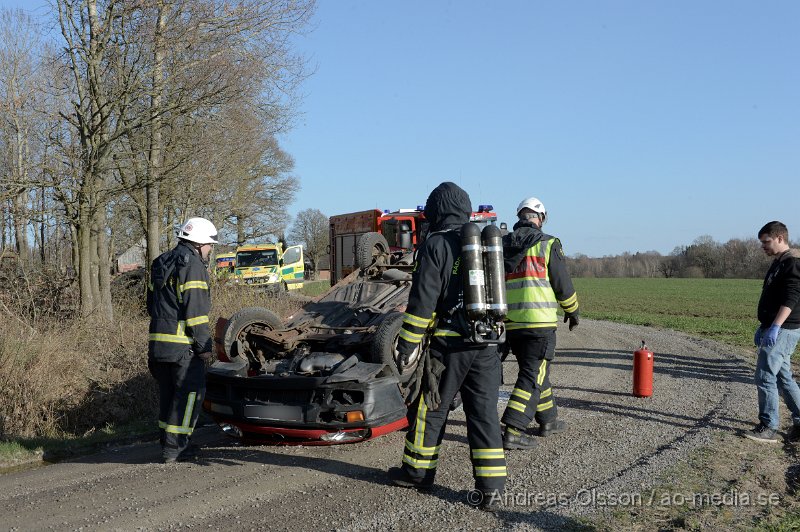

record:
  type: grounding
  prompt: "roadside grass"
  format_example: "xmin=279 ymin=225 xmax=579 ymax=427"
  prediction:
xmin=595 ymin=431 xmax=800 ymax=531
xmin=0 ymin=419 xmax=157 ymax=468
xmin=298 ymin=279 xmax=333 ymax=298
xmin=574 ymin=278 xmax=761 ymax=351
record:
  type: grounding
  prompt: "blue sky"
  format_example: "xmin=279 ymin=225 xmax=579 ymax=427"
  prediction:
xmin=5 ymin=1 xmax=799 ymax=257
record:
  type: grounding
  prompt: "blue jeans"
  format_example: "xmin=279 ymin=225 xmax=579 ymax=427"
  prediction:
xmin=755 ymin=327 xmax=800 ymax=429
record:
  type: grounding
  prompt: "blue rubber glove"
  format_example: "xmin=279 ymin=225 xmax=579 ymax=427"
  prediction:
xmin=763 ymin=325 xmax=780 ymax=348
xmin=754 ymin=327 xmax=762 ymax=347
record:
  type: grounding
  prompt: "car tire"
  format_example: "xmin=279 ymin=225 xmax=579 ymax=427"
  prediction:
xmin=222 ymin=306 xmax=282 ymax=359
xmin=356 ymin=232 xmax=389 ymax=270
xmin=370 ymin=311 xmax=420 ymax=384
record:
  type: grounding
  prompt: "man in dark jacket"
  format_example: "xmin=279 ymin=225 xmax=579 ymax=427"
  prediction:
xmin=746 ymin=221 xmax=800 ymax=443
xmin=148 ymin=217 xmax=217 ymax=463
xmin=387 ymin=182 xmax=506 ymax=512
xmin=500 ymin=197 xmax=579 ymax=450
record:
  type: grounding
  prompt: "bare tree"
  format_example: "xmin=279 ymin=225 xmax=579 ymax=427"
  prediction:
xmin=50 ymin=0 xmax=313 ymax=317
xmin=289 ymin=208 xmax=328 ymax=276
xmin=0 ymin=9 xmax=46 ymax=264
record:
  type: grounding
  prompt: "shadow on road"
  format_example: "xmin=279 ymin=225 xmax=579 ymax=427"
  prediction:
xmin=553 ymin=348 xmax=752 ymax=385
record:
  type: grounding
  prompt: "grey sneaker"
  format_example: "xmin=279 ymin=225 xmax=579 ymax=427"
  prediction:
xmin=744 ymin=424 xmax=778 ymax=443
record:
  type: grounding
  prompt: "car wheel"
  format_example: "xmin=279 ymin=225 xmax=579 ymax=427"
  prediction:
xmin=370 ymin=311 xmax=421 ymax=384
xmin=355 ymin=232 xmax=389 ymax=270
xmin=222 ymin=306 xmax=282 ymax=359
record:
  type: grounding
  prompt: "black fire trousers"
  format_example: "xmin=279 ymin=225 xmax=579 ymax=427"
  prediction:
xmin=400 ymin=344 xmax=507 ymax=492
xmin=501 ymin=328 xmax=558 ymax=430
xmin=148 ymin=351 xmax=206 ymax=456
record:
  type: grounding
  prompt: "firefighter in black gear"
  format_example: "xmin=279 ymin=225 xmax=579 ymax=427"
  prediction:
xmin=147 ymin=217 xmax=217 ymax=463
xmin=501 ymin=197 xmax=579 ymax=450
xmin=387 ymin=182 xmax=506 ymax=512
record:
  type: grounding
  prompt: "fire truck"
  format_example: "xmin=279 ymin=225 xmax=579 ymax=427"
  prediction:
xmin=328 ymin=205 xmax=501 ymax=285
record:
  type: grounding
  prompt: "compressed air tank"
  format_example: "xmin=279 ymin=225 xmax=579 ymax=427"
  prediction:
xmin=482 ymin=224 xmax=507 ymax=321
xmin=461 ymin=222 xmax=487 ymax=320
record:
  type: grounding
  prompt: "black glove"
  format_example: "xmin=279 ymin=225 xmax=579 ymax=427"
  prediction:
xmin=564 ymin=312 xmax=579 ymax=331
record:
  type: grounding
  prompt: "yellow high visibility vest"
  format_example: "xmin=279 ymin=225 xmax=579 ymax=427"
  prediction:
xmin=505 ymin=238 xmax=559 ymax=328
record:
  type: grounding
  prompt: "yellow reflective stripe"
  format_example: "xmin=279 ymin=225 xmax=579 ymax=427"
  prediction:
xmin=402 ymin=456 xmax=438 ymax=469
xmin=471 ymin=448 xmax=505 ymax=460
xmin=537 ymin=360 xmax=548 ymax=386
xmin=505 ymin=322 xmax=558 ymax=330
xmin=186 ymin=315 xmax=209 ymax=327
xmin=414 ymin=394 xmax=428 ymax=447
xmin=475 ymin=466 xmax=507 ymax=477
xmin=182 ymin=392 xmax=196 ymax=428
xmin=399 ymin=329 xmax=423 ymax=343
xmin=180 ymin=280 xmax=209 ymax=292
xmin=164 ymin=424 xmax=193 ymax=435
xmin=507 ymin=400 xmax=527 ymax=412
xmin=158 ymin=420 xmax=167 ymax=429
xmin=537 ymin=400 xmax=553 ymax=412
xmin=512 ymin=387 xmax=531 ymax=400
xmin=433 ymin=329 xmax=461 ymax=337
xmin=403 ymin=313 xmax=432 ymax=328
xmin=559 ymin=292 xmax=579 ymax=313
xmin=405 ymin=440 xmax=439 ymax=456
xmin=540 ymin=387 xmax=552 ymax=399
xmin=149 ymin=333 xmax=192 ymax=344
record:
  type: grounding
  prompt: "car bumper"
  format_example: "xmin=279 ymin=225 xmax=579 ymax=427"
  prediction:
xmin=203 ymin=361 xmax=408 ymax=445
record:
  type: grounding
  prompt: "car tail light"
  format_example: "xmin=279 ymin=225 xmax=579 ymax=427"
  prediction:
xmin=346 ymin=411 xmax=365 ymax=423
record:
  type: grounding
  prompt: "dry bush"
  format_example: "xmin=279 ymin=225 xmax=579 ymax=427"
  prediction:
xmin=0 ymin=291 xmax=153 ymax=439
xmin=210 ymin=280 xmax=306 ymax=325
xmin=0 ymin=261 xmax=78 ymax=324
xmin=0 ymin=319 xmax=93 ymax=438
xmin=0 ymin=274 xmax=303 ymax=440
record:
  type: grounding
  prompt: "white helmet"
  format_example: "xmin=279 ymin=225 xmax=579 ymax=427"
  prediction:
xmin=517 ymin=197 xmax=546 ymax=223
xmin=178 ymin=217 xmax=218 ymax=244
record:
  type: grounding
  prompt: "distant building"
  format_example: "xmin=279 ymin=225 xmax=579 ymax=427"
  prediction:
xmin=117 ymin=238 xmax=146 ymax=273
xmin=311 ymin=255 xmax=330 ymax=280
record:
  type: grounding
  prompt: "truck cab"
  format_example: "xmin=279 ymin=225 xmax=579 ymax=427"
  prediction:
xmin=234 ymin=243 xmax=305 ymax=291
xmin=214 ymin=252 xmax=237 ymax=279
xmin=328 ymin=204 xmax=500 ymax=285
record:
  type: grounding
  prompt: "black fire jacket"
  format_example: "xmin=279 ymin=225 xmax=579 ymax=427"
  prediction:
xmin=397 ymin=182 xmax=473 ymax=355
xmin=147 ymin=240 xmax=213 ymax=362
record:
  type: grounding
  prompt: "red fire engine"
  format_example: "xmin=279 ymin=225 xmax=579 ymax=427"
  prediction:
xmin=328 ymin=205 xmax=501 ymax=285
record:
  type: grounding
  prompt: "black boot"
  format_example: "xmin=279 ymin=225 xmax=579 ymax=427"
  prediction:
xmin=502 ymin=427 xmax=538 ymax=450
xmin=539 ymin=419 xmax=568 ymax=437
xmin=388 ymin=467 xmax=433 ymax=490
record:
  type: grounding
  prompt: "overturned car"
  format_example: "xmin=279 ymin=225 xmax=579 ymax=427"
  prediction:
xmin=202 ymin=233 xmax=422 ymax=445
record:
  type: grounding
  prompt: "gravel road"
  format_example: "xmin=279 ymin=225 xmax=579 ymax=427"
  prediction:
xmin=0 ymin=319 xmax=757 ymax=531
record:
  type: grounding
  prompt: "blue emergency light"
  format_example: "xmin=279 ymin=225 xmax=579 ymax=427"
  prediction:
xmin=478 ymin=204 xmax=493 ymax=212
xmin=416 ymin=205 xmax=424 ymax=211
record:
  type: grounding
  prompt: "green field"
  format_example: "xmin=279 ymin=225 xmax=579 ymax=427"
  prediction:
xmin=574 ymin=278 xmax=762 ymax=351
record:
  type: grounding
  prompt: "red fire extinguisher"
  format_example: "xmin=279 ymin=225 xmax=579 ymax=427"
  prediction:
xmin=633 ymin=340 xmax=654 ymax=397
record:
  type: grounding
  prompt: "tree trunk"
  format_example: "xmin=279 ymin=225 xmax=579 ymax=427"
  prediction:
xmin=90 ymin=216 xmax=101 ymax=313
xmin=77 ymin=213 xmax=94 ymax=317
xmin=96 ymin=208 xmax=113 ymax=320
xmin=146 ymin=2 xmax=166 ymax=270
